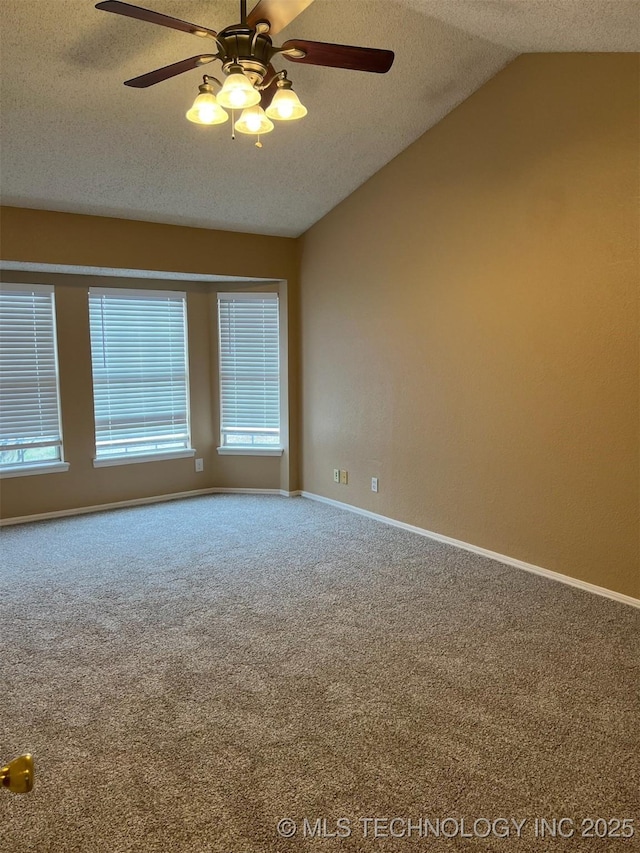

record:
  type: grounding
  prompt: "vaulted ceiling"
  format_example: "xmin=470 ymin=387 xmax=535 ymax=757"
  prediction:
xmin=1 ymin=1 xmax=638 ymax=237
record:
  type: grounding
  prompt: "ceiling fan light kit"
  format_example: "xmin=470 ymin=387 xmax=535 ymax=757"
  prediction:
xmin=266 ymin=78 xmax=308 ymax=121
xmin=216 ymin=64 xmax=262 ymax=110
xmin=185 ymin=80 xmax=229 ymax=125
xmin=235 ymin=105 xmax=275 ymax=135
xmin=96 ymin=0 xmax=394 ymax=148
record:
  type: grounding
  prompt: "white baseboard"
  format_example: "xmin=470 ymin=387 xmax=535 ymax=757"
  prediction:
xmin=301 ymin=491 xmax=640 ymax=610
xmin=0 ymin=487 xmax=298 ymax=526
xmin=208 ymin=487 xmax=280 ymax=495
xmin=209 ymin=488 xmax=301 ymax=497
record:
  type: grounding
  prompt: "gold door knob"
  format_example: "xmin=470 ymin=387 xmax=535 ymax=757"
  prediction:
xmin=1 ymin=754 xmax=34 ymax=793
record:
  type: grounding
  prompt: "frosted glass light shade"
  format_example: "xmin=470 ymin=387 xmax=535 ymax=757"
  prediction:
xmin=186 ymin=91 xmax=228 ymax=125
xmin=234 ymin=106 xmax=274 ymax=135
xmin=217 ymin=71 xmax=261 ymax=109
xmin=265 ymin=87 xmax=307 ymax=121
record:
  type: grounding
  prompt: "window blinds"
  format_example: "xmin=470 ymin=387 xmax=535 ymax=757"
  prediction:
xmin=0 ymin=284 xmax=63 ymax=468
xmin=89 ymin=288 xmax=190 ymax=458
xmin=217 ymin=292 xmax=280 ymax=448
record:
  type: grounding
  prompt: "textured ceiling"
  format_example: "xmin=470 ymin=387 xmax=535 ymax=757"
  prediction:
xmin=1 ymin=1 xmax=638 ymax=237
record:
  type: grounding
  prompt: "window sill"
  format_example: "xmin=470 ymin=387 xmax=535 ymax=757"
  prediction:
xmin=217 ymin=447 xmax=284 ymax=457
xmin=0 ymin=462 xmax=70 ymax=479
xmin=93 ymin=449 xmax=196 ymax=468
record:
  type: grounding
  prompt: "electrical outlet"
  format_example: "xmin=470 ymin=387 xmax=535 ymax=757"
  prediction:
xmin=371 ymin=477 xmax=378 ymax=492
xmin=195 ymin=458 xmax=204 ymax=473
xmin=333 ymin=468 xmax=340 ymax=483
xmin=340 ymin=470 xmax=348 ymax=485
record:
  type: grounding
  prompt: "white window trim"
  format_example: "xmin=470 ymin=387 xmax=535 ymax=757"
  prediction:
xmin=93 ymin=448 xmax=195 ymax=468
xmin=88 ymin=286 xmax=187 ymax=300
xmin=216 ymin=446 xmax=283 ymax=457
xmin=0 ymin=462 xmax=70 ymax=479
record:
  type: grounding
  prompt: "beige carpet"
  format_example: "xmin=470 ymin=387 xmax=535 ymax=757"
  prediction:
xmin=1 ymin=494 xmax=638 ymax=852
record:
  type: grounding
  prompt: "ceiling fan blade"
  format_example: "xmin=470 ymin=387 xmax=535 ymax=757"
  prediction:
xmin=260 ymin=64 xmax=279 ymax=109
xmin=95 ymin=1 xmax=218 ymax=40
xmin=247 ymin=0 xmax=314 ymax=35
xmin=124 ymin=55 xmax=216 ymax=88
xmin=281 ymin=39 xmax=394 ymax=73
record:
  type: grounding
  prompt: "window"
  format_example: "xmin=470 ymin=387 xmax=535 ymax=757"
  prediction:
xmin=0 ymin=283 xmax=66 ymax=473
xmin=89 ymin=288 xmax=192 ymax=463
xmin=217 ymin=292 xmax=281 ymax=451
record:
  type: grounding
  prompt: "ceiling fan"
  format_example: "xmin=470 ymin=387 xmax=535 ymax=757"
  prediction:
xmin=96 ymin=0 xmax=395 ymax=143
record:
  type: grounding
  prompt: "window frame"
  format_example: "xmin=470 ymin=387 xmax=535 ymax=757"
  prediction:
xmin=216 ymin=290 xmax=284 ymax=457
xmin=0 ymin=282 xmax=69 ymax=478
xmin=88 ymin=286 xmax=194 ymax=467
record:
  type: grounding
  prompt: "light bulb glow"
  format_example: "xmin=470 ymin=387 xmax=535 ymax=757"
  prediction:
xmin=234 ymin=106 xmax=274 ymax=135
xmin=246 ymin=112 xmax=261 ymax=132
xmin=186 ymin=91 xmax=228 ymax=125
xmin=217 ymin=71 xmax=260 ymax=110
xmin=265 ymin=86 xmax=307 ymax=121
xmin=230 ymin=88 xmax=249 ymax=108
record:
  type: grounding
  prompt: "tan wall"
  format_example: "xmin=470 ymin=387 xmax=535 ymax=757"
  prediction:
xmin=1 ymin=207 xmax=297 ymax=281
xmin=300 ymin=54 xmax=640 ymax=599
xmin=0 ymin=210 xmax=300 ymax=516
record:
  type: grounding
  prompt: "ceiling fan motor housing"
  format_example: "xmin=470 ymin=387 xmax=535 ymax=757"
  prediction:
xmin=218 ymin=25 xmax=274 ymax=85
